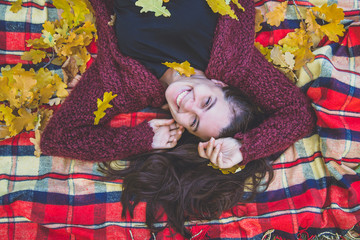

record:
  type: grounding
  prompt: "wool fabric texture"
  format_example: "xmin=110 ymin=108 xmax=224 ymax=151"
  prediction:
xmin=40 ymin=0 xmax=316 ymax=164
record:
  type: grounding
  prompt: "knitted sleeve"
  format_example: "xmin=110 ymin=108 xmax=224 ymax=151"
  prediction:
xmin=225 ymin=48 xmax=316 ymax=164
xmin=206 ymin=0 xmax=316 ymax=164
xmin=40 ymin=64 xmax=155 ymax=162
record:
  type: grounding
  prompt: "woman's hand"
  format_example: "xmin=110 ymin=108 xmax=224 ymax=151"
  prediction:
xmin=198 ymin=137 xmax=243 ymax=168
xmin=149 ymin=119 xmax=184 ymax=149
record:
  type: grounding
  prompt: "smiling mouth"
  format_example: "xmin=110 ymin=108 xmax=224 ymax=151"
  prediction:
xmin=176 ymin=90 xmax=191 ymax=108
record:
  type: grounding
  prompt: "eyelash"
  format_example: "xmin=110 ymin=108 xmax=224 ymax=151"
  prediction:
xmin=204 ymin=97 xmax=211 ymax=107
xmin=190 ymin=117 xmax=197 ymax=128
xmin=191 ymin=98 xmax=211 ymax=129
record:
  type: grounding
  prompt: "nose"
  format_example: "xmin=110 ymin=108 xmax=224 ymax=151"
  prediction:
xmin=182 ymin=98 xmax=201 ymax=114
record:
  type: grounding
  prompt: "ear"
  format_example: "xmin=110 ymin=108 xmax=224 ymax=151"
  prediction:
xmin=210 ymin=79 xmax=228 ymax=87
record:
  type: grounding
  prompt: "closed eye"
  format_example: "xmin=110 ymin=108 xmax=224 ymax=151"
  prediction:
xmin=190 ymin=117 xmax=197 ymax=128
xmin=204 ymin=97 xmax=211 ymax=107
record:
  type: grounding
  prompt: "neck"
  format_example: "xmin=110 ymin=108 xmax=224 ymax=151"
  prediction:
xmin=159 ymin=68 xmax=206 ymax=87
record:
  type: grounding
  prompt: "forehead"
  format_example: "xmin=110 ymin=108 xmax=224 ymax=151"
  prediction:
xmin=194 ymin=100 xmax=233 ymax=140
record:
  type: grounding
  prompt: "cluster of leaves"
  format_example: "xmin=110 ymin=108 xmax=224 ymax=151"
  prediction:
xmin=20 ymin=0 xmax=97 ymax=74
xmin=255 ymin=2 xmax=345 ymax=81
xmin=135 ymin=0 xmax=244 ymax=19
xmin=1 ymin=0 xmax=97 ymax=146
xmin=0 ymin=64 xmax=67 ymax=139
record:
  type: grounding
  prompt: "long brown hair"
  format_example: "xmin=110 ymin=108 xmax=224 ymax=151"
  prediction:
xmin=99 ymin=85 xmax=273 ymax=238
xmin=99 ymin=137 xmax=273 ymax=238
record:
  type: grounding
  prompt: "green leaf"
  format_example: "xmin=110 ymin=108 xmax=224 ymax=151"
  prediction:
xmin=135 ymin=0 xmax=171 ymax=17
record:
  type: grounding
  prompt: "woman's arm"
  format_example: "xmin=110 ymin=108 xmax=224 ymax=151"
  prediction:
xmin=226 ymin=48 xmax=316 ymax=164
xmin=206 ymin=0 xmax=316 ymax=164
xmin=40 ymin=64 xmax=155 ymax=162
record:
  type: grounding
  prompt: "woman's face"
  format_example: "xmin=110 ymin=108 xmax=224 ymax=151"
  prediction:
xmin=165 ymin=77 xmax=232 ymax=140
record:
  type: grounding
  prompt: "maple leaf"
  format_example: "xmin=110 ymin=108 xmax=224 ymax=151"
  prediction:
xmin=10 ymin=0 xmax=22 ymax=13
xmin=206 ymin=0 xmax=238 ymax=20
xmin=135 ymin=0 xmax=171 ymax=17
xmin=94 ymin=92 xmax=118 ymax=125
xmin=21 ymin=49 xmax=47 ymax=64
xmin=255 ymin=9 xmax=264 ymax=33
xmin=162 ymin=61 xmax=195 ymax=77
xmin=265 ymin=1 xmax=288 ymax=27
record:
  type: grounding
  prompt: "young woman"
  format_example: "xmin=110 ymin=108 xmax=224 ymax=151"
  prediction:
xmin=39 ymin=0 xmax=316 ymax=237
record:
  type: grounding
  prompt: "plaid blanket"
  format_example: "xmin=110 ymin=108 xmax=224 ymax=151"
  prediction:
xmin=1 ymin=0 xmax=360 ymax=239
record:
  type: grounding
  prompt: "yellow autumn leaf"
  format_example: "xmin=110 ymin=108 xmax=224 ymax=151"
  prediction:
xmin=71 ymin=0 xmax=90 ymax=26
xmin=94 ymin=92 xmax=118 ymax=125
xmin=163 ymin=61 xmax=195 ymax=77
xmin=284 ymin=51 xmax=295 ymax=70
xmin=0 ymin=76 xmax=11 ymax=102
xmin=265 ymin=1 xmax=288 ymax=27
xmin=26 ymin=37 xmax=50 ymax=49
xmin=0 ymin=126 xmax=10 ymax=139
xmin=270 ymin=45 xmax=288 ymax=68
xmin=309 ymin=4 xmax=345 ymax=42
xmin=52 ymin=0 xmax=74 ymax=27
xmin=305 ymin=10 xmax=323 ymax=47
xmin=29 ymin=129 xmax=42 ymax=157
xmin=278 ymin=28 xmax=315 ymax=70
xmin=21 ymin=49 xmax=47 ymax=64
xmin=9 ymin=108 xmax=37 ymax=136
xmin=254 ymin=42 xmax=271 ymax=61
xmin=207 ymin=162 xmax=245 ymax=174
xmin=0 ymin=104 xmax=16 ymax=126
xmin=255 ymin=9 xmax=264 ymax=33
xmin=231 ymin=0 xmax=245 ymax=12
xmin=10 ymin=0 xmax=22 ymax=13
xmin=135 ymin=0 xmax=171 ymax=17
xmin=206 ymin=0 xmax=238 ymax=20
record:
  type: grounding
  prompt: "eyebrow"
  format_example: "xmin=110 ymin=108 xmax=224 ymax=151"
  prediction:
xmin=193 ymin=97 xmax=217 ymax=132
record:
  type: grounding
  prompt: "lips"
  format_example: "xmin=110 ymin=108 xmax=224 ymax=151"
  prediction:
xmin=176 ymin=90 xmax=191 ymax=108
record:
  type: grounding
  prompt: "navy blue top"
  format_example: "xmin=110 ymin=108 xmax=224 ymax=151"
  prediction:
xmin=114 ymin=0 xmax=218 ymax=78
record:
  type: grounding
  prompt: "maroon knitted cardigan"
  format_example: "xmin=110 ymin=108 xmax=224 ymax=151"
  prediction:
xmin=40 ymin=0 xmax=316 ymax=164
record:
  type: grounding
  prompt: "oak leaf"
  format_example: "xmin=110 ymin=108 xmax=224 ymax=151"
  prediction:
xmin=162 ymin=61 xmax=195 ymax=77
xmin=0 ymin=104 xmax=15 ymax=126
xmin=307 ymin=4 xmax=345 ymax=43
xmin=255 ymin=9 xmax=264 ymax=33
xmin=208 ymin=162 xmax=245 ymax=174
xmin=278 ymin=28 xmax=314 ymax=70
xmin=206 ymin=0 xmax=238 ymax=20
xmin=265 ymin=1 xmax=288 ymax=27
xmin=21 ymin=49 xmax=47 ymax=64
xmin=135 ymin=0 xmax=171 ymax=17
xmin=9 ymin=108 xmax=37 ymax=136
xmin=94 ymin=92 xmax=118 ymax=125
xmin=29 ymin=129 xmax=42 ymax=157
xmin=270 ymin=46 xmax=288 ymax=68
xmin=10 ymin=0 xmax=22 ymax=13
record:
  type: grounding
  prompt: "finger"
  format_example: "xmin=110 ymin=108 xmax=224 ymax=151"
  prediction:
xmin=166 ymin=138 xmax=177 ymax=148
xmin=210 ymin=144 xmax=221 ymax=165
xmin=156 ymin=119 xmax=175 ymax=127
xmin=198 ymin=142 xmax=208 ymax=159
xmin=206 ymin=137 xmax=215 ymax=157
